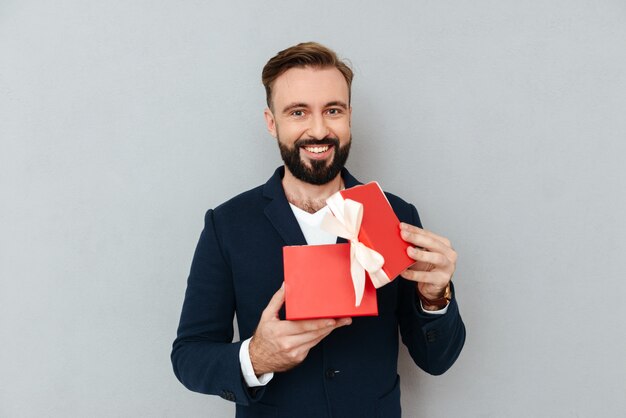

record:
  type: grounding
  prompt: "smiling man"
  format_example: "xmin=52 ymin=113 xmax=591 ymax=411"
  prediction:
xmin=172 ymin=42 xmax=465 ymax=418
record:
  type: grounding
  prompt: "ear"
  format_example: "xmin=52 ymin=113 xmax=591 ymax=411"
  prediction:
xmin=264 ymin=108 xmax=277 ymax=138
xmin=348 ymin=105 xmax=352 ymax=127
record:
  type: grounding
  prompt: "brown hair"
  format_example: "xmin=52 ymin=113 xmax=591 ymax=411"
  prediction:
xmin=262 ymin=42 xmax=354 ymax=108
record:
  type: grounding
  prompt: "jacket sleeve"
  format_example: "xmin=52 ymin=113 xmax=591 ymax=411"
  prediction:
xmin=397 ymin=204 xmax=466 ymax=375
xmin=171 ymin=209 xmax=265 ymax=405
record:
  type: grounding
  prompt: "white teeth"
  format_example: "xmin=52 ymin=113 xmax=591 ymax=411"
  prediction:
xmin=304 ymin=146 xmax=329 ymax=154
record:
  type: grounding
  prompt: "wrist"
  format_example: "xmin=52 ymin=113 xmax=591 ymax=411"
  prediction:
xmin=248 ymin=336 xmax=266 ymax=376
xmin=417 ymin=283 xmax=451 ymax=311
xmin=241 ymin=338 xmax=274 ymax=387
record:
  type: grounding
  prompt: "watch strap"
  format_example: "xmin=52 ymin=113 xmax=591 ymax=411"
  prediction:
xmin=417 ymin=283 xmax=452 ymax=310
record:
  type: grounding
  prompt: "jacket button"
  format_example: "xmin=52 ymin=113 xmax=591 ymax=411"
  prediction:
xmin=220 ymin=390 xmax=236 ymax=401
xmin=325 ymin=369 xmax=338 ymax=379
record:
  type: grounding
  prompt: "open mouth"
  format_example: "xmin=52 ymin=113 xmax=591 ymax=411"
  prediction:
xmin=303 ymin=145 xmax=331 ymax=154
xmin=300 ymin=144 xmax=334 ymax=159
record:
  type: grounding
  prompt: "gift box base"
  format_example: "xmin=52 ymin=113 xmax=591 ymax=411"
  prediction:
xmin=284 ymin=243 xmax=378 ymax=320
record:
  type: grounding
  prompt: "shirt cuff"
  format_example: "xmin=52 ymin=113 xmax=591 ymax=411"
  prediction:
xmin=239 ymin=338 xmax=274 ymax=387
xmin=418 ymin=299 xmax=449 ymax=315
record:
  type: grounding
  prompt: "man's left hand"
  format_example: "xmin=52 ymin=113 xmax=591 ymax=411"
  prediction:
xmin=398 ymin=222 xmax=457 ymax=305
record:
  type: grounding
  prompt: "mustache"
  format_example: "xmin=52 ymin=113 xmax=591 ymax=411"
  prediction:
xmin=294 ymin=137 xmax=340 ymax=148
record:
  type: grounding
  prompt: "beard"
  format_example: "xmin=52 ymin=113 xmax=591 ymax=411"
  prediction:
xmin=277 ymin=136 xmax=351 ymax=185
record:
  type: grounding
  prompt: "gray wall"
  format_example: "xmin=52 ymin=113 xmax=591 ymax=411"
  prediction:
xmin=1 ymin=1 xmax=625 ymax=417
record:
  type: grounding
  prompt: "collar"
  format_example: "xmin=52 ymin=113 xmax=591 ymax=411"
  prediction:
xmin=261 ymin=166 xmax=361 ymax=246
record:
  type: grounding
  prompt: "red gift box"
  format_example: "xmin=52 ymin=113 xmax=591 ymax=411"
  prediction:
xmin=283 ymin=182 xmax=415 ymax=320
xmin=283 ymin=244 xmax=378 ymax=320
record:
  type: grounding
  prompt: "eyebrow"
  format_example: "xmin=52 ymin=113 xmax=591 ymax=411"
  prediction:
xmin=281 ymin=101 xmax=349 ymax=115
xmin=326 ymin=101 xmax=348 ymax=109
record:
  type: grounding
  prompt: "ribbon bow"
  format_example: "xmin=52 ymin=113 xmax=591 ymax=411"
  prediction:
xmin=321 ymin=193 xmax=391 ymax=306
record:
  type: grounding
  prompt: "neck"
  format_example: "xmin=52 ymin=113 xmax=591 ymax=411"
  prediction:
xmin=282 ymin=167 xmax=344 ymax=214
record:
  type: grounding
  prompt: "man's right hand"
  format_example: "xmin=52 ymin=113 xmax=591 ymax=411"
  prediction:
xmin=249 ymin=284 xmax=352 ymax=375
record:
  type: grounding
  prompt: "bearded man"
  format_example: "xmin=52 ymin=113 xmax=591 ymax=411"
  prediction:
xmin=171 ymin=42 xmax=466 ymax=418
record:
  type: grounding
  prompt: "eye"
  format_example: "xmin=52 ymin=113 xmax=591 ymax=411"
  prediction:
xmin=291 ymin=110 xmax=305 ymax=117
xmin=326 ymin=108 xmax=342 ymax=116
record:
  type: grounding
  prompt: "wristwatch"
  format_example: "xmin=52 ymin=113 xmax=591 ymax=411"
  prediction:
xmin=417 ymin=283 xmax=452 ymax=310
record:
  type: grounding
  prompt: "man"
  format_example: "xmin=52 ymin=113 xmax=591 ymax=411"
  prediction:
xmin=172 ymin=42 xmax=465 ymax=418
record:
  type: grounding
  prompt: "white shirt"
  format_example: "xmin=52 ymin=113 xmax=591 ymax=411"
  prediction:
xmin=239 ymin=203 xmax=448 ymax=387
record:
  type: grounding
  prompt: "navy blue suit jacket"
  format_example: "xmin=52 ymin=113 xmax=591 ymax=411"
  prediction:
xmin=172 ymin=167 xmax=465 ymax=418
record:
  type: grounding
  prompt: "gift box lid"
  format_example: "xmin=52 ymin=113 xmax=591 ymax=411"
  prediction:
xmin=338 ymin=182 xmax=415 ymax=280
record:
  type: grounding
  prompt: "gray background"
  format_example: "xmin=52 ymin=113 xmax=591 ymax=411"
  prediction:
xmin=1 ymin=0 xmax=625 ymax=417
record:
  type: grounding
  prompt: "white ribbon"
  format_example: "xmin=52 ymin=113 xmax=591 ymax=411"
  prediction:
xmin=321 ymin=193 xmax=391 ymax=307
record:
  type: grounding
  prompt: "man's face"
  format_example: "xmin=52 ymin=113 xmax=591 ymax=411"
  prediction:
xmin=264 ymin=66 xmax=352 ymax=185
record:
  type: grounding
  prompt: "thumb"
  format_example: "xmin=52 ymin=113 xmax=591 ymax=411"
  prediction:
xmin=261 ymin=283 xmax=285 ymax=320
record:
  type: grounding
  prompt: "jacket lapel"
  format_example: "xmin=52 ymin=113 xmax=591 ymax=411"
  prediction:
xmin=263 ymin=167 xmax=308 ymax=246
xmin=262 ymin=166 xmax=363 ymax=246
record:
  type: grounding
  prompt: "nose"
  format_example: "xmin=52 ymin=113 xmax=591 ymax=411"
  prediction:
xmin=307 ymin=114 xmax=330 ymax=139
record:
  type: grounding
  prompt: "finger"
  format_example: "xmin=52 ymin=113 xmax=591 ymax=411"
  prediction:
xmin=400 ymin=227 xmax=451 ymax=248
xmin=261 ymin=283 xmax=285 ymax=320
xmin=406 ymin=247 xmax=456 ymax=279
xmin=400 ymin=227 xmax=446 ymax=251
xmin=400 ymin=269 xmax=448 ymax=286
xmin=281 ymin=318 xmax=337 ymax=334
xmin=279 ymin=318 xmax=352 ymax=349
xmin=280 ymin=316 xmax=352 ymax=336
xmin=400 ymin=223 xmax=452 ymax=248
xmin=405 ymin=259 xmax=433 ymax=273
xmin=406 ymin=247 xmax=448 ymax=268
xmin=401 ymin=229 xmax=452 ymax=258
xmin=399 ymin=222 xmax=451 ymax=246
xmin=277 ymin=327 xmax=337 ymax=351
xmin=295 ymin=323 xmax=348 ymax=357
xmin=301 ymin=329 xmax=337 ymax=351
xmin=279 ymin=333 xmax=328 ymax=367
xmin=401 ymin=269 xmax=434 ymax=284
